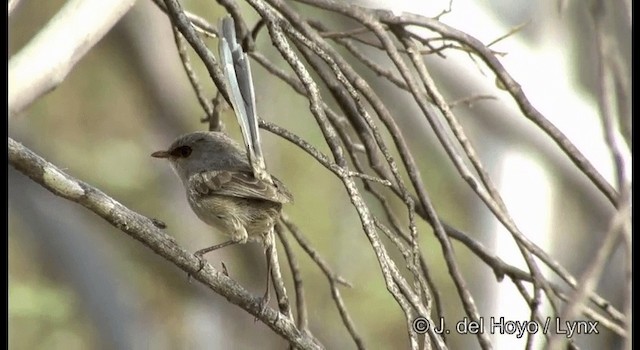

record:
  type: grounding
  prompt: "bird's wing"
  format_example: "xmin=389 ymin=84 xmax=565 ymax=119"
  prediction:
xmin=189 ymin=170 xmax=293 ymax=204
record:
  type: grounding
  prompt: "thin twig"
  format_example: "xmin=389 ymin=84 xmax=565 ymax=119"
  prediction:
xmin=374 ymin=9 xmax=619 ymax=206
xmin=281 ymin=215 xmax=363 ymax=349
xmin=547 ymin=187 xmax=631 ymax=350
xmin=275 ymin=222 xmax=309 ymax=331
xmin=264 ymin=229 xmax=293 ymax=321
xmin=161 ymin=0 xmax=231 ymax=105
xmin=171 ymin=26 xmax=214 ymax=121
xmin=590 ymin=0 xmax=630 ymax=192
xmin=448 ymin=94 xmax=497 ymax=109
xmin=254 ymin=1 xmax=624 ymax=334
xmin=485 ymin=20 xmax=530 ymax=48
xmin=396 ymin=32 xmax=557 ymax=320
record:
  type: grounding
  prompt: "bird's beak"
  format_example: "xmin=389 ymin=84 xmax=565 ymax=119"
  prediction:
xmin=151 ymin=150 xmax=170 ymax=159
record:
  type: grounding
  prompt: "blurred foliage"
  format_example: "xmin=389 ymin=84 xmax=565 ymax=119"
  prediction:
xmin=8 ymin=214 xmax=98 ymax=350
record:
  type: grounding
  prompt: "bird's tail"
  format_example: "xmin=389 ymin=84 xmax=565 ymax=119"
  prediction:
xmin=218 ymin=15 xmax=269 ymax=181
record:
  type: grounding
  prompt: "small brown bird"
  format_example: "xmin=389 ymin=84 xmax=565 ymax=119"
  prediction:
xmin=153 ymin=15 xmax=292 ymax=315
xmin=151 ymin=131 xmax=293 ymax=249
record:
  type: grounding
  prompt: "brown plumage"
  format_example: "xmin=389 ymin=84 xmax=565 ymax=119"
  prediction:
xmin=151 ymin=131 xmax=292 ymax=244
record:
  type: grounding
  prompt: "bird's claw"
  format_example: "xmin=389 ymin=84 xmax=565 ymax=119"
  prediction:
xmin=188 ymin=252 xmax=207 ymax=282
xmin=255 ymin=293 xmax=270 ymax=322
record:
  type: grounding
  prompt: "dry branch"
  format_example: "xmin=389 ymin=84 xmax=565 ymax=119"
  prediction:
xmin=8 ymin=137 xmax=323 ymax=350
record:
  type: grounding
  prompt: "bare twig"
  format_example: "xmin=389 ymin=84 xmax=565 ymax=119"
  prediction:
xmin=395 ymin=31 xmax=557 ymax=320
xmin=485 ymin=20 xmax=530 ymax=48
xmin=547 ymin=186 xmax=631 ymax=350
xmin=448 ymin=94 xmax=497 ymax=109
xmin=372 ymin=9 xmax=619 ymax=206
xmin=275 ymin=222 xmax=309 ymax=332
xmin=265 ymin=230 xmax=294 ymax=321
xmin=161 ymin=0 xmax=231 ymax=105
xmin=281 ymin=215 xmax=363 ymax=349
xmin=590 ymin=0 xmax=631 ymax=191
xmin=11 ymin=0 xmax=629 ymax=348
xmin=171 ymin=26 xmax=214 ymax=122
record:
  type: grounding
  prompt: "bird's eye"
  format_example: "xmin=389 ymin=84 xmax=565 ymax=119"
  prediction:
xmin=171 ymin=145 xmax=192 ymax=158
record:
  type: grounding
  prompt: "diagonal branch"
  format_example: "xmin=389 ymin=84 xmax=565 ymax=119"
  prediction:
xmin=8 ymin=137 xmax=323 ymax=350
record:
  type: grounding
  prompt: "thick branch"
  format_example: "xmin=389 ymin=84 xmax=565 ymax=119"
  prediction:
xmin=8 ymin=137 xmax=323 ymax=350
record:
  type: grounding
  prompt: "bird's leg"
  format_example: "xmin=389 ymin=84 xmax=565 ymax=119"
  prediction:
xmin=194 ymin=240 xmax=238 ymax=258
xmin=193 ymin=240 xmax=238 ymax=274
xmin=257 ymin=244 xmax=273 ymax=318
xmin=193 ymin=220 xmax=248 ymax=274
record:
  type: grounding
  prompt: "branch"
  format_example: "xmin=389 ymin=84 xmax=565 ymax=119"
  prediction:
xmin=8 ymin=0 xmax=136 ymax=116
xmin=160 ymin=0 xmax=232 ymax=105
xmin=373 ymin=9 xmax=620 ymax=206
xmin=8 ymin=137 xmax=323 ymax=350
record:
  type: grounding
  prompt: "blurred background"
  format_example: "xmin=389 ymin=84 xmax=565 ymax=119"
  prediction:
xmin=8 ymin=0 xmax=630 ymax=349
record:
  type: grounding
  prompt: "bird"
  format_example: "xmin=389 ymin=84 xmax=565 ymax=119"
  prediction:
xmin=150 ymin=131 xmax=293 ymax=250
xmin=152 ymin=15 xmax=292 ymax=315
